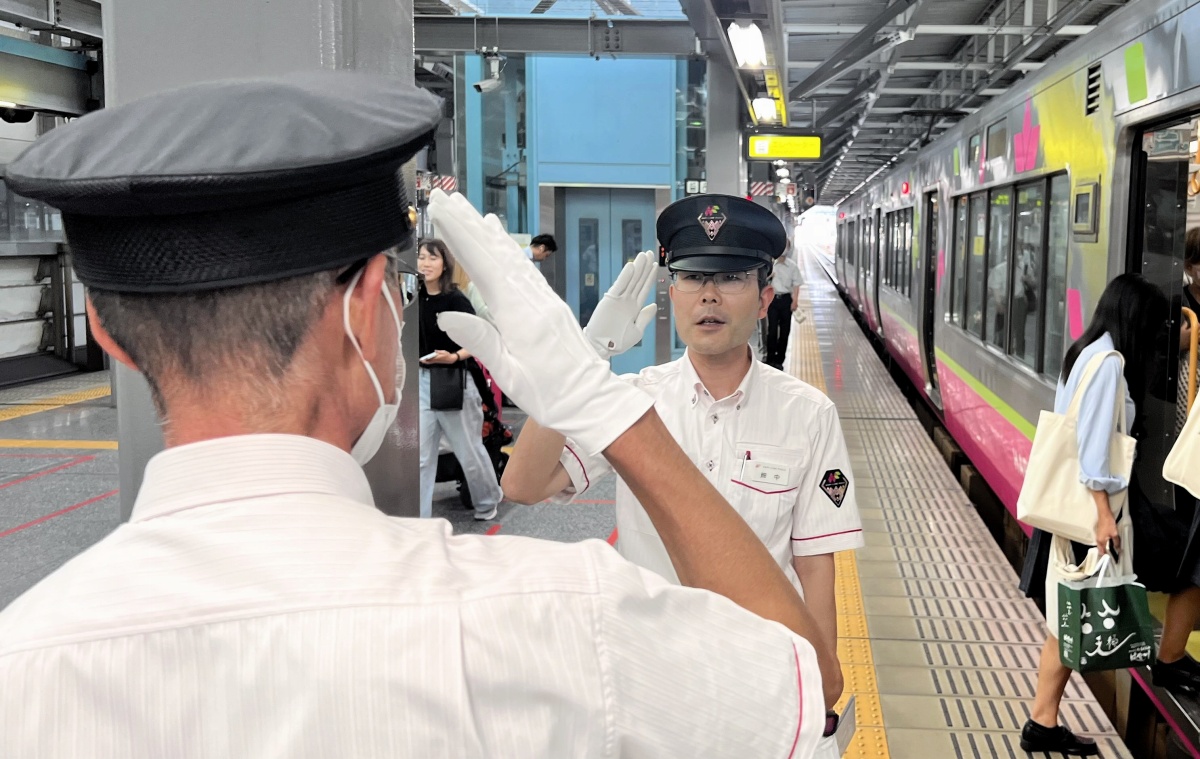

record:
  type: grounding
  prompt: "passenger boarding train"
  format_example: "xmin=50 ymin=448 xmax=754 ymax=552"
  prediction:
xmin=830 ymin=0 xmax=1200 ymax=525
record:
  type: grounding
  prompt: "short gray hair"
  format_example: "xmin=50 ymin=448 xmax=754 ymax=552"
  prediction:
xmin=88 ymin=269 xmax=342 ymax=412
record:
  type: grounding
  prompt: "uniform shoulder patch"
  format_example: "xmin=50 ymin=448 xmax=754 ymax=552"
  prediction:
xmin=820 ymin=469 xmax=849 ymax=507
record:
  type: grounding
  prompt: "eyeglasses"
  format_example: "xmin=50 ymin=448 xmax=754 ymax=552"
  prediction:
xmin=670 ymin=270 xmax=758 ymax=294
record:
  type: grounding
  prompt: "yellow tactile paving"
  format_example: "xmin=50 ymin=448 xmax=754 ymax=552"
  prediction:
xmin=790 ymin=284 xmax=889 ymax=759
xmin=0 ymin=385 xmax=110 ymax=423
xmin=0 ymin=439 xmax=118 ymax=449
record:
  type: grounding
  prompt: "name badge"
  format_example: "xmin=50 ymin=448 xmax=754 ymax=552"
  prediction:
xmin=745 ymin=460 xmax=791 ymax=485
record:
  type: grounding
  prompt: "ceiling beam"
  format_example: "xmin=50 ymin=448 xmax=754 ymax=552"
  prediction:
xmin=785 ymin=23 xmax=1094 ymax=36
xmin=947 ymin=0 xmax=1110 ymax=111
xmin=813 ymin=72 xmax=881 ymax=129
xmin=0 ymin=0 xmax=100 ymax=43
xmin=413 ymin=16 xmax=696 ymax=55
xmin=787 ymin=0 xmax=917 ymax=101
xmin=788 ymin=60 xmax=1043 ymax=72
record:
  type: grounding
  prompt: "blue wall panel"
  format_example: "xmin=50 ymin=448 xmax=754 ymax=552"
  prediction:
xmin=529 ymin=55 xmax=675 ymax=187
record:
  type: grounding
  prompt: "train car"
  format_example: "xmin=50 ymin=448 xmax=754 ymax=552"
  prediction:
xmin=834 ymin=0 xmax=1200 ymax=529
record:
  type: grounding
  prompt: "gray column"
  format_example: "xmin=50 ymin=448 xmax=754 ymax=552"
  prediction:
xmin=705 ymin=59 xmax=745 ymax=196
xmin=101 ymin=0 xmax=420 ymax=518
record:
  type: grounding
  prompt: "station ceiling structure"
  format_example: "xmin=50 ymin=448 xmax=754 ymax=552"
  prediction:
xmin=684 ymin=0 xmax=1136 ymax=202
xmin=414 ymin=0 xmax=1136 ymax=206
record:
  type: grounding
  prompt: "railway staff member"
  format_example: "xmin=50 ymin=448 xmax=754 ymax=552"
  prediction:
xmin=765 ymin=240 xmax=804 ymax=370
xmin=504 ymin=194 xmax=864 ymax=673
xmin=0 ymin=72 xmax=839 ymax=758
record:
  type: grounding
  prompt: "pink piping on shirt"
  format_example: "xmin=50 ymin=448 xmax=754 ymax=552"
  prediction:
xmin=731 ymin=480 xmax=799 ymax=496
xmin=564 ymin=445 xmax=591 ymax=492
xmin=792 ymin=528 xmax=863 ymax=542
xmin=787 ymin=642 xmax=806 ymax=759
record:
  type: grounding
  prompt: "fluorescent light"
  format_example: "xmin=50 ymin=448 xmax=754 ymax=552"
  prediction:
xmin=775 ymin=167 xmax=791 ymax=178
xmin=0 ymin=101 xmax=16 ymax=108
xmin=728 ymin=22 xmax=768 ymax=68
xmin=752 ymin=97 xmax=777 ymax=122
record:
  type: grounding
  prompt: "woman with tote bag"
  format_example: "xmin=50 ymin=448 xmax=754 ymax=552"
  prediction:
xmin=1018 ymin=274 xmax=1168 ymax=756
xmin=417 ymin=239 xmax=504 ymax=521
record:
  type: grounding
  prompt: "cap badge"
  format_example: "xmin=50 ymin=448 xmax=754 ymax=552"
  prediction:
xmin=697 ymin=205 xmax=727 ymax=241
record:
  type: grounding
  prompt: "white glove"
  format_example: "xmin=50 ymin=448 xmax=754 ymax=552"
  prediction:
xmin=427 ymin=190 xmax=654 ymax=457
xmin=583 ymin=249 xmax=659 ymax=359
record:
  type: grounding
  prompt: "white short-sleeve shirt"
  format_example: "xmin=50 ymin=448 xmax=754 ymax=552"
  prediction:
xmin=558 ymin=352 xmax=864 ymax=591
xmin=0 ymin=434 xmax=826 ymax=758
xmin=772 ymin=256 xmax=805 ymax=295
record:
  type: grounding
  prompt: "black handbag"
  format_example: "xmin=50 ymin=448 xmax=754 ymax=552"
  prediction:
xmin=428 ymin=364 xmax=465 ymax=410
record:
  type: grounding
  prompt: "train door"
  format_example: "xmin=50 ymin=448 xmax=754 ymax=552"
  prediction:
xmin=859 ymin=216 xmax=868 ymax=307
xmin=871 ymin=207 xmax=883 ymax=335
xmin=1130 ymin=115 xmax=1200 ymax=511
xmin=921 ymin=191 xmax=942 ymax=404
xmin=874 ymin=208 xmax=886 ymax=337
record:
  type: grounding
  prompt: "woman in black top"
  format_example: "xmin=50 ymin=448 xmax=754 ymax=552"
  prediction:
xmin=417 ymin=239 xmax=503 ymax=521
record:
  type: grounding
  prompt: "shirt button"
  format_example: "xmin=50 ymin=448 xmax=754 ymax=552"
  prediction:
xmin=736 ymin=404 xmax=741 ymax=410
xmin=707 ymin=460 xmax=714 ymax=471
xmin=711 ymin=415 xmax=719 ymax=424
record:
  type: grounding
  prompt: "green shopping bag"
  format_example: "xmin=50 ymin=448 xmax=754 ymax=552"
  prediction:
xmin=1058 ymin=555 xmax=1156 ymax=673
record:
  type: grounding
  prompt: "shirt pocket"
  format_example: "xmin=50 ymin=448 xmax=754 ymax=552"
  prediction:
xmin=729 ymin=442 xmax=805 ymax=539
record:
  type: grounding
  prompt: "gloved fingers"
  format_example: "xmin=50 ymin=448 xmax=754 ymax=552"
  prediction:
xmin=633 ymin=250 xmax=658 ymax=306
xmin=633 ymin=303 xmax=657 ymax=333
xmin=437 ymin=311 xmax=505 ymax=370
xmin=607 ymin=257 xmax=638 ymax=299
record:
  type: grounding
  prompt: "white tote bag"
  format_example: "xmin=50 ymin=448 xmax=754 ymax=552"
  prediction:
xmin=1165 ymin=395 xmax=1200 ymax=498
xmin=1017 ymin=351 xmax=1136 ymax=545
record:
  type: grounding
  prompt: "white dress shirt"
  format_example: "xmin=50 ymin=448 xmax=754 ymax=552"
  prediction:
xmin=0 ymin=434 xmax=825 ymax=758
xmin=558 ymin=353 xmax=863 ymax=591
xmin=772 ymin=257 xmax=805 ymax=295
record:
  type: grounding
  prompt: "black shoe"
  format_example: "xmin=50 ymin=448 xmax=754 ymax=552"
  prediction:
xmin=1019 ymin=720 xmax=1099 ymax=756
xmin=1151 ymin=657 xmax=1200 ymax=695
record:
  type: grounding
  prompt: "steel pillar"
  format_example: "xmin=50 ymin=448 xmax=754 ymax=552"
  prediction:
xmin=102 ymin=0 xmax=420 ymax=519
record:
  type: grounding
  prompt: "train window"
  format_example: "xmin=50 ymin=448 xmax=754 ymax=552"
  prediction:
xmin=883 ymin=212 xmax=893 ymax=286
xmin=986 ymin=121 xmax=1008 ymax=165
xmin=848 ymin=220 xmax=857 ymax=268
xmin=1044 ymin=174 xmax=1070 ymax=379
xmin=949 ymin=197 xmax=968 ymax=325
xmin=1010 ymin=182 xmax=1045 ymax=367
xmin=969 ymin=134 xmax=982 ymax=169
xmin=965 ymin=194 xmax=988 ymax=337
xmin=986 ymin=188 xmax=1013 ymax=349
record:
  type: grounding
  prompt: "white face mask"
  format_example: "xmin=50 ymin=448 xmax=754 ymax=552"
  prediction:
xmin=343 ymin=268 xmax=403 ymax=466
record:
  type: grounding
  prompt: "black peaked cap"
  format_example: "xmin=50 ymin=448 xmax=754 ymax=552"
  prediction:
xmin=656 ymin=193 xmax=787 ymax=272
xmin=5 ymin=70 xmax=444 ymax=292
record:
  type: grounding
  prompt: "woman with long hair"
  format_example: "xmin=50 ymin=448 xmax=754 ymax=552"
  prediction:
xmin=1019 ymin=273 xmax=1169 ymax=756
xmin=417 ymin=239 xmax=503 ymax=521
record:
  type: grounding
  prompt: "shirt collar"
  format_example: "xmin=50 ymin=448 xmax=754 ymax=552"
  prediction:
xmin=132 ymin=434 xmax=376 ymax=522
xmin=682 ymin=349 xmax=757 ymax=410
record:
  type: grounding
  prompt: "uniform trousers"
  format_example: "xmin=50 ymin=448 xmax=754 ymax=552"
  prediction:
xmin=765 ymin=294 xmax=794 ymax=369
xmin=419 ymin=367 xmax=503 ymax=519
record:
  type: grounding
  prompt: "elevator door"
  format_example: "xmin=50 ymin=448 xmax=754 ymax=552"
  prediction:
xmin=564 ymin=188 xmax=658 ymax=374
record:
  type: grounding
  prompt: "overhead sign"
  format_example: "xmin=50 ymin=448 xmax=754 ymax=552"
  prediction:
xmin=746 ymin=131 xmax=822 ymax=161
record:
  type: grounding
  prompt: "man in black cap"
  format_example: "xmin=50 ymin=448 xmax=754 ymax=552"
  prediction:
xmin=505 ymin=194 xmax=863 ymax=709
xmin=0 ymin=74 xmax=837 ymax=757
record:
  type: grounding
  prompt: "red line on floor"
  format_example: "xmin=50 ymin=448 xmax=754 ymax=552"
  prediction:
xmin=485 ymin=524 xmax=502 ymax=536
xmin=606 ymin=528 xmax=618 ymax=546
xmin=0 ymin=489 xmax=119 ymax=539
xmin=0 ymin=455 xmax=95 ymax=492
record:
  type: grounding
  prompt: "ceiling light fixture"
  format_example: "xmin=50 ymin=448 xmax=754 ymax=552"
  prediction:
xmin=752 ymin=97 xmax=778 ymax=122
xmin=727 ymin=22 xmax=768 ymax=69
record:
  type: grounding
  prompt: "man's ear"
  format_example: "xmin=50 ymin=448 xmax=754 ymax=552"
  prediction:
xmin=759 ymin=285 xmax=775 ymax=320
xmin=85 ymin=296 xmax=139 ymax=371
xmin=346 ymin=254 xmax=389 ymax=362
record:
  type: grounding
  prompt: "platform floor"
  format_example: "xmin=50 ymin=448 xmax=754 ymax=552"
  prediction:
xmin=0 ymin=247 xmax=1130 ymax=758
